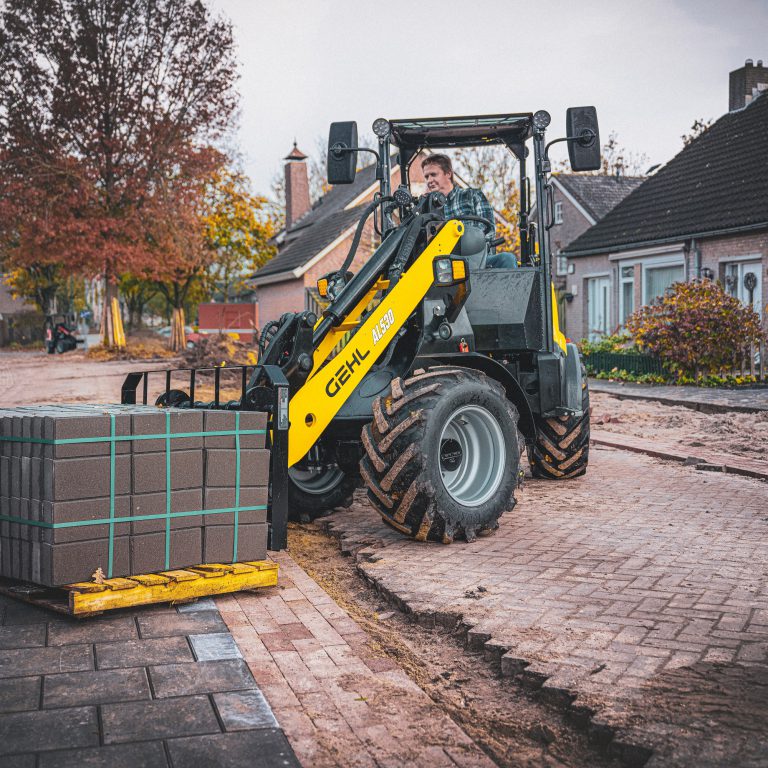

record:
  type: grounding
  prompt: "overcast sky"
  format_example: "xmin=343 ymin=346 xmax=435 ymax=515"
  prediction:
xmin=209 ymin=0 xmax=767 ymax=195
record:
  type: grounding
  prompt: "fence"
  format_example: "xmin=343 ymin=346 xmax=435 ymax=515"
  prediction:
xmin=584 ymin=340 xmax=768 ymax=383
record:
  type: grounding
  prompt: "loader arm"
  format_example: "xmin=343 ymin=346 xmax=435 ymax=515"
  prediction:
xmin=287 ymin=219 xmax=465 ymax=466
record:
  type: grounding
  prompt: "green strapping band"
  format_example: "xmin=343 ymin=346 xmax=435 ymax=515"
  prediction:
xmin=0 ymin=506 xmax=267 ymax=529
xmin=233 ymin=411 xmax=241 ymax=562
xmin=165 ymin=411 xmax=171 ymax=570
xmin=1 ymin=417 xmax=267 ymax=571
xmin=0 ymin=429 xmax=265 ymax=445
xmin=108 ymin=414 xmax=116 ymax=578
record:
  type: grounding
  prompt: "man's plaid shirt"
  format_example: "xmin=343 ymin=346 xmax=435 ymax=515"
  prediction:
xmin=443 ymin=186 xmax=496 ymax=237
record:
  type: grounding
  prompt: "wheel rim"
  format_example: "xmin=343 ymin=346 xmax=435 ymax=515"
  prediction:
xmin=439 ymin=405 xmax=506 ymax=507
xmin=288 ymin=444 xmax=345 ymax=495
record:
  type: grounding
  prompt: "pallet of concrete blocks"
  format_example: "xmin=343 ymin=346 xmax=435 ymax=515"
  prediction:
xmin=0 ymin=403 xmax=270 ymax=587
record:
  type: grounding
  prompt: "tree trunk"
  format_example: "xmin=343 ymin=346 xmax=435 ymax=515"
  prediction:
xmin=169 ymin=306 xmax=186 ymax=352
xmin=100 ymin=277 xmax=126 ymax=349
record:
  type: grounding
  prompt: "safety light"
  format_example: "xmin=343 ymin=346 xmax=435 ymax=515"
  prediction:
xmin=451 ymin=260 xmax=466 ymax=281
xmin=372 ymin=117 xmax=391 ymax=139
xmin=533 ymin=110 xmax=551 ymax=130
xmin=317 ymin=277 xmax=329 ymax=297
xmin=435 ymin=258 xmax=453 ymax=284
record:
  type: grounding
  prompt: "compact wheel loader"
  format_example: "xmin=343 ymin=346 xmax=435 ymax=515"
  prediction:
xmin=124 ymin=108 xmax=601 ymax=549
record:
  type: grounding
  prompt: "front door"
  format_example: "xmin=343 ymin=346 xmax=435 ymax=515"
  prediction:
xmin=587 ymin=276 xmax=611 ymax=340
xmin=725 ymin=261 xmax=763 ymax=318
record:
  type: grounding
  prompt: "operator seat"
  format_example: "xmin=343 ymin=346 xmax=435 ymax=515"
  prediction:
xmin=457 ymin=226 xmax=488 ymax=269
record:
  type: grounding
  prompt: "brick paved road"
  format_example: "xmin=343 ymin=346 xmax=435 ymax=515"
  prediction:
xmin=324 ymin=446 xmax=768 ymax=767
xmin=0 ymin=596 xmax=299 ymax=767
xmin=216 ymin=552 xmax=495 ymax=768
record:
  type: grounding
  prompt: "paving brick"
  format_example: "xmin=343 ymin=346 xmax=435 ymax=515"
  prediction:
xmin=167 ymin=729 xmax=300 ymax=768
xmin=42 ymin=667 xmax=150 ymax=708
xmin=0 ymin=645 xmax=93 ymax=678
xmin=46 ymin=616 xmax=138 ymax=646
xmin=0 ymin=756 xmax=35 ymax=768
xmin=0 ymin=706 xmax=99 ymax=755
xmin=149 ymin=659 xmax=254 ymax=698
xmin=189 ymin=632 xmax=242 ymax=661
xmin=0 ymin=623 xmax=46 ymax=649
xmin=96 ymin=636 xmax=193 ymax=669
xmin=37 ymin=741 xmax=169 ymax=768
xmin=137 ymin=611 xmax=226 ymax=639
xmin=101 ymin=695 xmax=220 ymax=744
xmin=213 ymin=689 xmax=279 ymax=730
xmin=0 ymin=676 xmax=40 ymax=713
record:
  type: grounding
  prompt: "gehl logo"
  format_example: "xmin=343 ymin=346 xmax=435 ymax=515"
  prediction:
xmin=325 ymin=347 xmax=370 ymax=397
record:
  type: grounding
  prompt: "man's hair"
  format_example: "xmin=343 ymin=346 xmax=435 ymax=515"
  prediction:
xmin=421 ymin=153 xmax=453 ymax=177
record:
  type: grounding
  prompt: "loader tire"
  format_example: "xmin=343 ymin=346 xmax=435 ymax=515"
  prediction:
xmin=288 ymin=441 xmax=360 ymax=522
xmin=361 ymin=367 xmax=519 ymax=543
xmin=528 ymin=375 xmax=590 ymax=479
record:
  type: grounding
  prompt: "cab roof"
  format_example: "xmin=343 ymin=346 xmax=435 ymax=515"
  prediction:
xmin=388 ymin=113 xmax=534 ymax=151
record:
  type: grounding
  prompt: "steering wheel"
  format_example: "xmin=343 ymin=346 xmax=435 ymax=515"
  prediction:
xmin=458 ymin=215 xmax=495 ymax=235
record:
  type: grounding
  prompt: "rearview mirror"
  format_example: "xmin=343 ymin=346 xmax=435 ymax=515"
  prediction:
xmin=327 ymin=121 xmax=358 ymax=185
xmin=566 ymin=107 xmax=601 ymax=172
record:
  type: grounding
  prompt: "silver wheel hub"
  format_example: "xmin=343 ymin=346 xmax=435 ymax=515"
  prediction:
xmin=288 ymin=445 xmax=345 ymax=496
xmin=439 ymin=405 xmax=506 ymax=507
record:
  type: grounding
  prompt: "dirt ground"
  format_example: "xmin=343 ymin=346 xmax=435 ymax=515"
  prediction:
xmin=288 ymin=524 xmax=624 ymax=768
xmin=590 ymin=391 xmax=768 ymax=460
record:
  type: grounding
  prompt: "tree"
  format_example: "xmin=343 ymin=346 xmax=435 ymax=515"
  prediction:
xmin=625 ymin=280 xmax=764 ymax=377
xmin=681 ymin=118 xmax=713 ymax=147
xmin=451 ymin=146 xmax=521 ymax=251
xmin=0 ymin=0 xmax=239 ymax=346
xmin=203 ymin=168 xmax=277 ymax=300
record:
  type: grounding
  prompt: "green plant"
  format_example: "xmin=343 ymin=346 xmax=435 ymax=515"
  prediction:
xmin=625 ymin=280 xmax=764 ymax=376
xmin=578 ymin=333 xmax=637 ymax=355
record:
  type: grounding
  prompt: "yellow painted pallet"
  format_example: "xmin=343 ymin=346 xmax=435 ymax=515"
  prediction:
xmin=0 ymin=561 xmax=278 ymax=617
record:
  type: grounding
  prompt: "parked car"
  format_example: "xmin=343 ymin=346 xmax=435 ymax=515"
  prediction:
xmin=156 ymin=325 xmax=201 ymax=347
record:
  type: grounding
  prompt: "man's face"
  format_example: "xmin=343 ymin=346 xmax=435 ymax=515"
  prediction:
xmin=422 ymin=162 xmax=454 ymax=196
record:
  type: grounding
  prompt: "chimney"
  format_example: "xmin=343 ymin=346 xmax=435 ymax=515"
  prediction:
xmin=729 ymin=58 xmax=768 ymax=111
xmin=284 ymin=142 xmax=310 ymax=230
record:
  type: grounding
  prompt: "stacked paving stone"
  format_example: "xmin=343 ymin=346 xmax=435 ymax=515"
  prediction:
xmin=0 ymin=404 xmax=270 ymax=586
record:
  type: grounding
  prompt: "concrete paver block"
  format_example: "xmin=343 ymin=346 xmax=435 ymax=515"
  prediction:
xmin=166 ymin=730 xmax=300 ymax=768
xmin=189 ymin=632 xmax=243 ymax=661
xmin=95 ymin=636 xmax=194 ymax=670
xmin=42 ymin=668 xmax=151 ymax=709
xmin=0 ymin=706 xmax=99 ymax=755
xmin=149 ymin=659 xmax=255 ymax=698
xmin=101 ymin=695 xmax=220 ymax=744
xmin=213 ymin=689 xmax=280 ymax=731
xmin=36 ymin=742 xmax=169 ymax=768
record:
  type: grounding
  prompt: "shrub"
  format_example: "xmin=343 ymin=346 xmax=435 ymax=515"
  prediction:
xmin=625 ymin=280 xmax=764 ymax=376
xmin=578 ymin=333 xmax=637 ymax=355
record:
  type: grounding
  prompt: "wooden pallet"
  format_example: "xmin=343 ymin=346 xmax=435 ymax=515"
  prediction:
xmin=0 ymin=561 xmax=279 ymax=617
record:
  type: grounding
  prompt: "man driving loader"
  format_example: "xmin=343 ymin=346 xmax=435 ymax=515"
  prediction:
xmin=421 ymin=154 xmax=517 ymax=268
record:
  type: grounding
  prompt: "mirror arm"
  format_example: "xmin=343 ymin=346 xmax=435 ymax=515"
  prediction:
xmin=329 ymin=144 xmax=380 ymax=163
xmin=544 ymin=130 xmax=597 ymax=161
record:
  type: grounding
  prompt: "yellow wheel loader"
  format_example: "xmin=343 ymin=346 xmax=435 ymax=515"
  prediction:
xmin=123 ymin=108 xmax=601 ymax=548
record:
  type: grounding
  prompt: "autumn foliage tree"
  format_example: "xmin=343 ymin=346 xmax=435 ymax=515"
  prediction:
xmin=0 ymin=0 xmax=239 ymax=346
xmin=625 ymin=280 xmax=765 ymax=377
xmin=203 ymin=168 xmax=277 ymax=301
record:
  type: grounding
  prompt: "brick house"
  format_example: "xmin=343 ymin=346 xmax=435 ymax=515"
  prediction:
xmin=563 ymin=60 xmax=768 ymax=341
xmin=249 ymin=145 xmax=410 ymax=326
xmin=542 ymin=174 xmax=644 ymax=338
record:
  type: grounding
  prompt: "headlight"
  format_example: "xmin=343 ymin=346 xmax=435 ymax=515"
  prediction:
xmin=435 ymin=258 xmax=453 ymax=284
xmin=372 ymin=117 xmax=391 ymax=140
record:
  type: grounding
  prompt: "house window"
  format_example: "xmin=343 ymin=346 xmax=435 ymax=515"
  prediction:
xmin=644 ymin=264 xmax=684 ymax=304
xmin=724 ymin=260 xmax=762 ymax=318
xmin=555 ymin=249 xmax=568 ymax=276
xmin=554 ymin=201 xmax=563 ymax=225
xmin=587 ymin=275 xmax=611 ymax=341
xmin=619 ymin=265 xmax=635 ymax=326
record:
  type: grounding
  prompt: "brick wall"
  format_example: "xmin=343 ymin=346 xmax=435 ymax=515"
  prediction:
xmin=565 ymin=229 xmax=768 ymax=341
